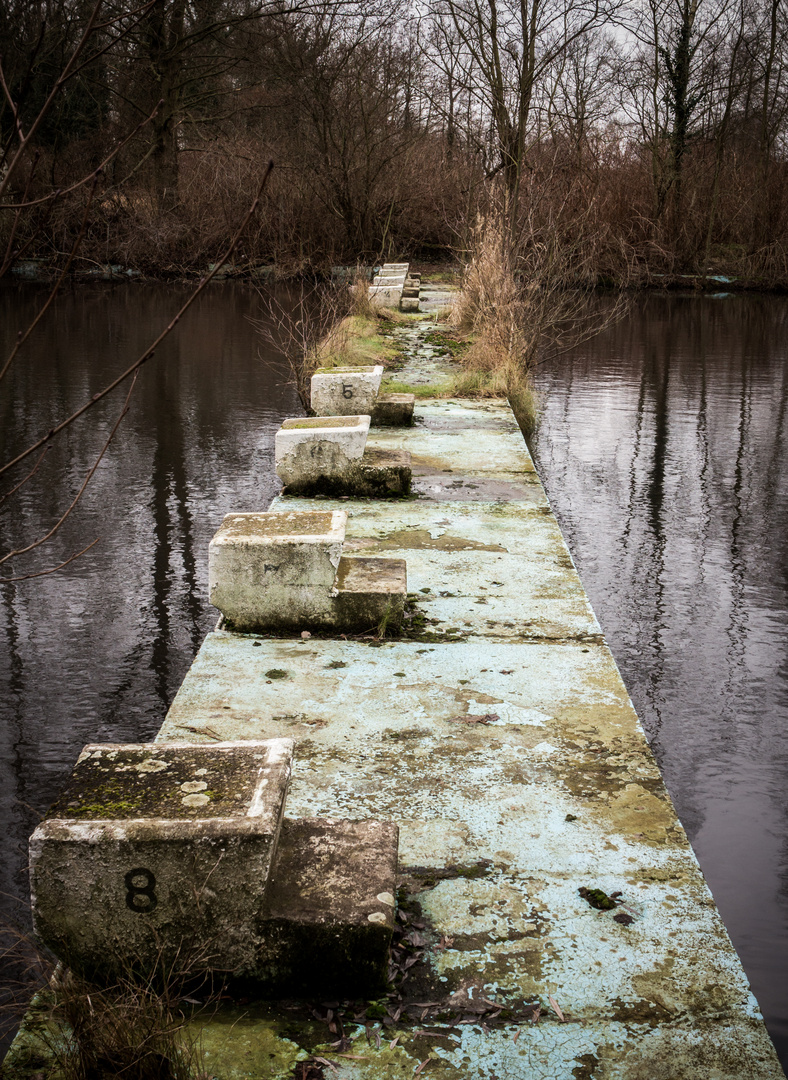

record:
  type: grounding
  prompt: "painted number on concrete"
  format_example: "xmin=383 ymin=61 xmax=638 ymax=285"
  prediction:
xmin=124 ymin=867 xmax=158 ymax=913
xmin=342 ymin=383 xmax=354 ymax=399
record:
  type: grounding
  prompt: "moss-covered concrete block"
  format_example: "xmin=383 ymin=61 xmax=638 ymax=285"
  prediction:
xmin=256 ymin=817 xmax=398 ymax=997
xmin=311 ymin=365 xmax=384 ymax=416
xmin=372 ymin=392 xmax=415 ymax=427
xmin=209 ymin=510 xmax=346 ymax=630
xmin=29 ymin=739 xmax=292 ymax=981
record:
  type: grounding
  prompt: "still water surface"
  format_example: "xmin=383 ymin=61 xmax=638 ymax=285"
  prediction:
xmin=1 ymin=285 xmax=786 ymax=1066
xmin=531 ymin=292 xmax=788 ymax=1066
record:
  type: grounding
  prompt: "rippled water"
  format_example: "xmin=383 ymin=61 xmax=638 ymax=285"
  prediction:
xmin=530 ymin=292 xmax=788 ymax=1067
xmin=1 ymin=285 xmax=786 ymax=1067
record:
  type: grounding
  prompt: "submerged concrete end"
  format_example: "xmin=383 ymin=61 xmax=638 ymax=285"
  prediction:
xmin=256 ymin=817 xmax=398 ymax=997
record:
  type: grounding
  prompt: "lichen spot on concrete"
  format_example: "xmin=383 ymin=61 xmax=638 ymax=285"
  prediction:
xmin=182 ymin=793 xmax=211 ymax=807
xmin=377 ymin=891 xmax=395 ymax=906
xmin=134 ymin=757 xmax=170 ymax=773
xmin=368 ymin=912 xmax=387 ymax=923
xmin=180 ymin=781 xmax=208 ymax=793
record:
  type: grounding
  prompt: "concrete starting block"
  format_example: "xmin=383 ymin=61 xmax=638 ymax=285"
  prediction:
xmin=400 ymin=273 xmax=421 ymax=313
xmin=311 ymin=365 xmax=414 ymax=428
xmin=30 ymin=740 xmax=399 ymax=995
xmin=311 ymin=365 xmax=384 ymax=416
xmin=275 ymin=415 xmax=411 ymax=495
xmin=30 ymin=739 xmax=293 ymax=979
xmin=209 ymin=509 xmax=407 ymax=632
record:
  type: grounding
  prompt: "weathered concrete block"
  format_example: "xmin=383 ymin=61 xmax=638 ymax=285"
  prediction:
xmin=311 ymin=365 xmax=384 ymax=416
xmin=335 ymin=555 xmax=407 ymax=630
xmin=281 ymin=446 xmax=411 ymax=498
xmin=256 ymin=818 xmax=398 ymax=997
xmin=209 ymin=510 xmax=346 ymax=630
xmin=275 ymin=415 xmax=370 ymax=490
xmin=372 ymin=392 xmax=415 ymax=427
xmin=30 ymin=739 xmax=293 ymax=981
xmin=368 ymin=285 xmax=403 ymax=307
xmin=400 ymin=297 xmax=420 ymax=312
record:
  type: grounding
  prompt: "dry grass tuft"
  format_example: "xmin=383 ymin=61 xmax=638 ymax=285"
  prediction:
xmin=449 ymin=179 xmax=630 ymax=435
xmin=1 ymin=921 xmax=214 ymax=1080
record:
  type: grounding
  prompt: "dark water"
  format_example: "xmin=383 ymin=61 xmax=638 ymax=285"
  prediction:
xmin=0 ymin=283 xmax=299 ymax=1042
xmin=1 ymin=286 xmax=787 ymax=1068
xmin=530 ymin=292 xmax=788 ymax=1068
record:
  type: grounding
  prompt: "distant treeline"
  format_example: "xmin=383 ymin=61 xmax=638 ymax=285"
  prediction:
xmin=1 ymin=0 xmax=788 ymax=285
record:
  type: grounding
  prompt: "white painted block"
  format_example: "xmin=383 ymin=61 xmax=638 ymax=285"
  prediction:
xmin=368 ymin=285 xmax=403 ymax=307
xmin=311 ymin=365 xmax=384 ymax=416
xmin=30 ymin=739 xmax=293 ymax=978
xmin=275 ymin=415 xmax=370 ymax=488
xmin=209 ymin=510 xmax=346 ymax=628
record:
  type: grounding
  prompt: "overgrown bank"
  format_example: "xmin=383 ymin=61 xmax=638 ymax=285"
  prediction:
xmin=283 ymin=270 xmax=542 ymax=438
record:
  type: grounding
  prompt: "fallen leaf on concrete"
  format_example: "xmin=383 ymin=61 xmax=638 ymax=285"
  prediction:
xmin=180 ymin=724 xmax=222 ymax=741
xmin=413 ymin=1031 xmax=459 ymax=1039
xmin=301 ymin=630 xmax=311 ymax=638
xmin=389 ymin=1036 xmax=400 ymax=1049
xmin=337 ymin=1055 xmax=370 ymax=1060
xmin=512 ymin=1028 xmax=521 ymax=1044
xmin=312 ymin=1058 xmax=338 ymax=1072
xmin=531 ymin=1006 xmax=541 ymax=1025
xmin=548 ymin=995 xmax=566 ymax=1022
xmin=448 ymin=714 xmax=500 ymax=725
xmin=479 ymin=997 xmax=500 ymax=1009
xmin=414 ymin=1059 xmax=431 ymax=1075
xmin=499 ymin=669 xmax=514 ymax=675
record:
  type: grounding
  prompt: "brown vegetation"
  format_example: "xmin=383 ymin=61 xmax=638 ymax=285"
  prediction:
xmin=0 ymin=0 xmax=787 ymax=285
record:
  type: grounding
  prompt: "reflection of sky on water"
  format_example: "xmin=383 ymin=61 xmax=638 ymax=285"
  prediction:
xmin=531 ymin=292 xmax=788 ymax=1065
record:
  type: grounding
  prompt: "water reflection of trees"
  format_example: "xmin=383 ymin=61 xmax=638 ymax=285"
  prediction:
xmin=531 ymin=292 xmax=788 ymax=1059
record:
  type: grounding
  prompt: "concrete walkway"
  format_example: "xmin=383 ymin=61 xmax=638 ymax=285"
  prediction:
xmin=155 ymin=300 xmax=784 ymax=1077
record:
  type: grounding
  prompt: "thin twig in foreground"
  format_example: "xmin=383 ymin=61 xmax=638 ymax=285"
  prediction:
xmin=0 ymin=540 xmax=100 ymax=584
xmin=0 ymin=371 xmax=138 ymax=570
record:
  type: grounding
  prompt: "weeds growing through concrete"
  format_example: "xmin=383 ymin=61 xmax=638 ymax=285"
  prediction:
xmin=1 ymin=920 xmax=214 ymax=1080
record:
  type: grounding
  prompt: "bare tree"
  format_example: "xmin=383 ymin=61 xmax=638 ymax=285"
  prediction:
xmin=427 ymin=0 xmax=618 ymax=223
